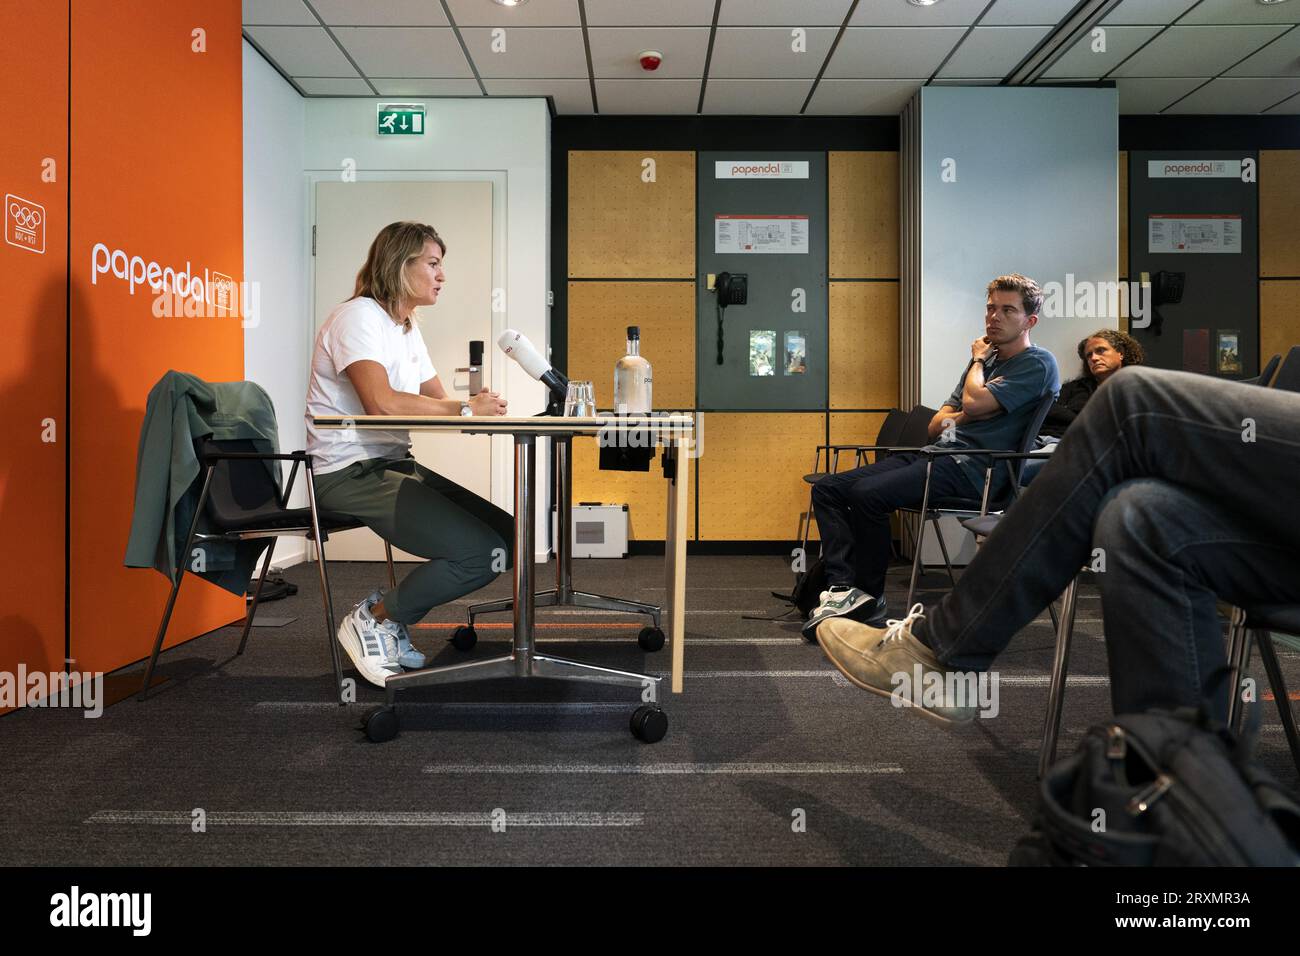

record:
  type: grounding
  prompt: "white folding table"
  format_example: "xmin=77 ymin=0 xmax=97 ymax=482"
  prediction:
xmin=310 ymin=413 xmax=693 ymax=742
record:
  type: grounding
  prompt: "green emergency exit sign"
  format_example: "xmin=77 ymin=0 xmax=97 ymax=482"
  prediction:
xmin=377 ymin=104 xmax=425 ymax=135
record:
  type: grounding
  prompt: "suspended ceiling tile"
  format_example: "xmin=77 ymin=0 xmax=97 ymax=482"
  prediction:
xmin=242 ymin=0 xmax=316 ymax=25
xmin=702 ymin=78 xmax=813 ymax=113
xmin=1163 ymin=75 xmax=1300 ymax=113
xmin=588 ymin=27 xmax=712 ymax=79
xmin=295 ymin=77 xmax=373 ymax=94
xmin=371 ymin=79 xmax=485 ymax=95
xmin=1110 ymin=25 xmax=1290 ymax=77
xmin=1043 ymin=24 xmax=1163 ymax=79
xmin=718 ymin=0 xmax=854 ymax=26
xmin=825 ymin=27 xmax=966 ymax=79
xmin=982 ymin=0 xmax=1082 ymax=27
xmin=1225 ymin=26 xmax=1300 ymax=77
xmin=245 ymin=26 xmax=359 ymax=75
xmin=484 ymin=78 xmax=595 ymax=112
xmin=333 ymin=26 xmax=473 ymax=77
xmin=851 ymin=0 xmax=991 ymax=27
xmin=595 ymin=78 xmax=702 ymax=112
xmin=1180 ymin=0 xmax=1300 ymax=25
xmin=584 ymin=0 xmax=718 ymax=26
xmin=1101 ymin=0 xmax=1200 ymax=25
xmin=310 ymin=0 xmax=449 ymax=26
xmin=805 ymin=78 xmax=922 ymax=114
xmin=445 ymin=0 xmax=581 ymax=26
xmin=460 ymin=27 xmax=590 ymax=78
xmin=1111 ymin=76 xmax=1207 ymax=112
xmin=936 ymin=25 xmax=1051 ymax=79
xmin=708 ymin=27 xmax=839 ymax=78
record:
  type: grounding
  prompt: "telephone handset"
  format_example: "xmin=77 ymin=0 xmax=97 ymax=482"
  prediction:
xmin=710 ymin=272 xmax=748 ymax=365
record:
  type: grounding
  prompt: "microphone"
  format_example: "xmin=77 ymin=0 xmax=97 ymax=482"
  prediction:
xmin=497 ymin=328 xmax=569 ymax=400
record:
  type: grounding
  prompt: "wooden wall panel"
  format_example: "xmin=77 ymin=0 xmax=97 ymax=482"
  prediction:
xmin=1261 ymin=150 xmax=1300 ymax=278
xmin=568 ymin=150 xmax=695 ymax=279
xmin=829 ymin=151 xmax=899 ymax=279
xmin=698 ymin=413 xmax=825 ymax=540
xmin=1261 ymin=281 xmax=1300 ymax=368
xmin=566 ymin=281 xmax=695 ymax=409
xmin=829 ymin=281 xmax=899 ymax=409
xmin=570 ymin=443 xmax=696 ymax=541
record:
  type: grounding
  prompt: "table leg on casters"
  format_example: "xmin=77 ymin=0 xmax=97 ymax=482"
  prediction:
xmin=462 ymin=433 xmax=663 ymax=639
xmin=362 ymin=432 xmax=667 ymax=743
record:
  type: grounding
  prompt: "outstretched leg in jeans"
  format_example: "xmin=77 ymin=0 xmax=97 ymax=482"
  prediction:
xmin=816 ymin=366 xmax=1300 ymax=723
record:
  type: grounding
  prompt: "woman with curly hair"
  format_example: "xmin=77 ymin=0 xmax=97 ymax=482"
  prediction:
xmin=1040 ymin=328 xmax=1146 ymax=440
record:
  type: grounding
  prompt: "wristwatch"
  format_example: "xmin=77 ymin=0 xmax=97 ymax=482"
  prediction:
xmin=459 ymin=401 xmax=472 ymax=417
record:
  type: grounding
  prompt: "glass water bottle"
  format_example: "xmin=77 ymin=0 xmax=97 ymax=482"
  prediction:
xmin=613 ymin=325 xmax=653 ymax=414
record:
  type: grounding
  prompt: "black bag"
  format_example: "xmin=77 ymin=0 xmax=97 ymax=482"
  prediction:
xmin=1011 ymin=707 xmax=1300 ymax=866
xmin=789 ymin=557 xmax=828 ymax=621
xmin=245 ymin=574 xmax=297 ymax=604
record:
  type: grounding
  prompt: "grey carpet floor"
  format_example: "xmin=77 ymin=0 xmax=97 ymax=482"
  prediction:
xmin=1 ymin=555 xmax=1296 ymax=866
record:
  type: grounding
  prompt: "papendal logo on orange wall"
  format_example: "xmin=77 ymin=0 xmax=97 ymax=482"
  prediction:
xmin=5 ymin=193 xmax=46 ymax=254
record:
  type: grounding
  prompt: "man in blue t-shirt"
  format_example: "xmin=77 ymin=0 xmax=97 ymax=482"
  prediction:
xmin=805 ymin=274 xmax=1060 ymax=638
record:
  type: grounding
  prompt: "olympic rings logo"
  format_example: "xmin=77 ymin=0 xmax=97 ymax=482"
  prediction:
xmin=8 ymin=201 xmax=43 ymax=230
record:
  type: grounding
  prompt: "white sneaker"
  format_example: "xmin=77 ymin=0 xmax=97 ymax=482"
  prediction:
xmin=337 ymin=598 xmax=402 ymax=688
xmin=361 ymin=589 xmax=426 ymax=670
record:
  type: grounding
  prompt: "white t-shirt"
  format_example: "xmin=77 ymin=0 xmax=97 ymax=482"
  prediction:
xmin=305 ymin=297 xmax=437 ymax=475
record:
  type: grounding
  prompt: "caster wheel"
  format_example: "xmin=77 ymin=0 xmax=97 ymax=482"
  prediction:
xmin=361 ymin=706 xmax=399 ymax=743
xmin=630 ymin=705 xmax=668 ymax=743
xmin=450 ymin=625 xmax=478 ymax=651
xmin=637 ymin=626 xmax=665 ymax=652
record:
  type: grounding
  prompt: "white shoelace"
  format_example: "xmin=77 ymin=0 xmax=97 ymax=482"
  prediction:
xmin=874 ymin=603 xmax=926 ymax=649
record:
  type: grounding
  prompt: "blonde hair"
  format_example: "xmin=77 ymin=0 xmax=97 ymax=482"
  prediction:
xmin=352 ymin=221 xmax=446 ymax=331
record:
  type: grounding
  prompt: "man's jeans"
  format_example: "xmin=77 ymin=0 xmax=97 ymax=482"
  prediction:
xmin=812 ymin=452 xmax=975 ymax=597
xmin=918 ymin=366 xmax=1300 ymax=722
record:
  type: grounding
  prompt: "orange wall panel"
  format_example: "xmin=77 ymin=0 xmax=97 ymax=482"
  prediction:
xmin=70 ymin=0 xmax=245 ymax=674
xmin=0 ymin=2 xmax=69 ymax=711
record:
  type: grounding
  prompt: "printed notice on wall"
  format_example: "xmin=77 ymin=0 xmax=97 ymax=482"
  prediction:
xmin=1148 ymin=214 xmax=1241 ymax=254
xmin=715 ymin=215 xmax=809 ymax=254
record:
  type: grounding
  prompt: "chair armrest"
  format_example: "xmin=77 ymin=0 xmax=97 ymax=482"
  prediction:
xmin=990 ymin=450 xmax=1054 ymax=460
xmin=912 ymin=446 xmax=1016 ymax=458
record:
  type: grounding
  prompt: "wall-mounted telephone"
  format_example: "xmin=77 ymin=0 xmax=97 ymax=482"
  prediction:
xmin=1150 ymin=270 xmax=1185 ymax=337
xmin=709 ymin=271 xmax=748 ymax=365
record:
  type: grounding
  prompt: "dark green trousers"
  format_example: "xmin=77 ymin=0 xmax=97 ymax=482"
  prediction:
xmin=313 ymin=454 xmax=514 ymax=625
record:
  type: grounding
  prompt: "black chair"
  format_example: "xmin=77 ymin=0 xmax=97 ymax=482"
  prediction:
xmin=1226 ymin=605 xmax=1300 ymax=776
xmin=1269 ymin=345 xmax=1300 ymax=393
xmin=797 ymin=407 xmax=908 ymax=560
xmin=898 ymin=390 xmax=1057 ymax=607
xmin=139 ymin=436 xmax=396 ymax=702
xmin=1242 ymin=353 xmax=1281 ymax=388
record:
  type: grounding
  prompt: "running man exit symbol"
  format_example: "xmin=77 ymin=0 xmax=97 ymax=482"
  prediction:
xmin=377 ymin=104 xmax=425 ymax=136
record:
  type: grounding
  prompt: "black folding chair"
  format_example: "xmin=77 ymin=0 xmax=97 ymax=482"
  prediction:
xmin=1269 ymin=345 xmax=1300 ymax=393
xmin=898 ymin=390 xmax=1057 ymax=607
xmin=138 ymin=436 xmax=395 ymax=702
xmin=1242 ymin=353 xmax=1281 ymax=387
xmin=797 ymin=407 xmax=908 ymax=560
xmin=1226 ymin=605 xmax=1300 ymax=776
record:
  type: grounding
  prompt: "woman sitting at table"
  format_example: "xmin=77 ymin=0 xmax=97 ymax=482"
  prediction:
xmin=304 ymin=220 xmax=510 ymax=688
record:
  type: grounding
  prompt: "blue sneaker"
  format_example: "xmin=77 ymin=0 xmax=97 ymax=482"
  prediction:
xmin=363 ymin=589 xmax=426 ymax=670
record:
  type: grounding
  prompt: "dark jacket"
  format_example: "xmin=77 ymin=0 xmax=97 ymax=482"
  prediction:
xmin=1039 ymin=376 xmax=1097 ymax=439
xmin=124 ymin=370 xmax=281 ymax=594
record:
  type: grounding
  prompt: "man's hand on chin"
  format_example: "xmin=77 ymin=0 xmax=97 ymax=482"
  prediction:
xmin=971 ymin=336 xmax=995 ymax=362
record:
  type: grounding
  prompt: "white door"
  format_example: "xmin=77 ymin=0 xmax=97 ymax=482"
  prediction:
xmin=312 ymin=180 xmax=496 ymax=561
